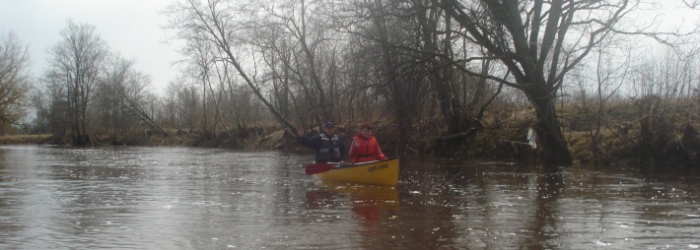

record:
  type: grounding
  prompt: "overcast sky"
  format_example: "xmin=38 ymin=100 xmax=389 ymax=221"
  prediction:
xmin=0 ymin=0 xmax=180 ymax=94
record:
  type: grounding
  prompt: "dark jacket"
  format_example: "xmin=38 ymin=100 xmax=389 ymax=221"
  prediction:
xmin=299 ymin=132 xmax=348 ymax=163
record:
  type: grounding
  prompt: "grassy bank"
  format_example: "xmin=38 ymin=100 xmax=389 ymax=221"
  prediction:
xmin=12 ymin=95 xmax=700 ymax=167
xmin=0 ymin=134 xmax=53 ymax=145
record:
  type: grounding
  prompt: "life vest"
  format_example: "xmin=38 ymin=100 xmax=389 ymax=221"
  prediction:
xmin=317 ymin=133 xmax=342 ymax=163
xmin=349 ymin=135 xmax=386 ymax=163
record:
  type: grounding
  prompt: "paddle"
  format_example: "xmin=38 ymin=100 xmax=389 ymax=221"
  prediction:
xmin=305 ymin=160 xmax=384 ymax=175
xmin=305 ymin=162 xmax=341 ymax=175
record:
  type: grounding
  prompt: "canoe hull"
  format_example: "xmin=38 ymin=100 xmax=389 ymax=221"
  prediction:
xmin=314 ymin=158 xmax=399 ymax=186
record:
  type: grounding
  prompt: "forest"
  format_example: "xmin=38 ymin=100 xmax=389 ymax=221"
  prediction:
xmin=1 ymin=0 xmax=699 ymax=167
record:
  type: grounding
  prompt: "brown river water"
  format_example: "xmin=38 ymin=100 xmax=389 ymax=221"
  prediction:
xmin=0 ymin=145 xmax=699 ymax=249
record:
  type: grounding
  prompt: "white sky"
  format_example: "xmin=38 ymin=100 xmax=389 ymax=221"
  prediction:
xmin=0 ymin=0 xmax=181 ymax=95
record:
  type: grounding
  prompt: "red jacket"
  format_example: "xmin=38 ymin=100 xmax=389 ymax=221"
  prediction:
xmin=349 ymin=134 xmax=387 ymax=163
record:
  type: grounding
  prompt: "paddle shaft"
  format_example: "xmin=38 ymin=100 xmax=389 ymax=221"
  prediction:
xmin=305 ymin=160 xmax=381 ymax=175
xmin=305 ymin=162 xmax=339 ymax=175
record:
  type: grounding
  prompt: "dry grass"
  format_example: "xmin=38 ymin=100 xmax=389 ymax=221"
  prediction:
xmin=0 ymin=134 xmax=53 ymax=145
xmin=27 ymin=93 xmax=698 ymax=166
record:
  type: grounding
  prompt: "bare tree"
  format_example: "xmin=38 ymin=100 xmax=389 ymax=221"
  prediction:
xmin=0 ymin=32 xmax=31 ymax=132
xmin=39 ymin=71 xmax=71 ymax=142
xmin=177 ymin=82 xmax=202 ymax=131
xmin=259 ymin=0 xmax=336 ymax=125
xmin=367 ymin=0 xmax=418 ymax=150
xmin=94 ymin=55 xmax=168 ymax=143
xmin=571 ymin=43 xmax=631 ymax=164
xmin=682 ymin=0 xmax=700 ymax=8
xmin=180 ymin=36 xmax=217 ymax=137
xmin=94 ymin=56 xmax=133 ymax=141
xmin=47 ymin=20 xmax=109 ymax=145
xmin=333 ymin=0 xmax=435 ymax=151
xmin=158 ymin=81 xmax=180 ymax=128
xmin=434 ymin=0 xmax=690 ymax=165
xmin=166 ymin=0 xmax=296 ymax=132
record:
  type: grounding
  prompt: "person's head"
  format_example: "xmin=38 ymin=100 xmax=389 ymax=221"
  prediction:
xmin=359 ymin=123 xmax=372 ymax=138
xmin=323 ymin=122 xmax=335 ymax=135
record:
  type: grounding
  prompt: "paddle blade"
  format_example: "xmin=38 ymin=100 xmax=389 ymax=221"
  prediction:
xmin=305 ymin=163 xmax=334 ymax=175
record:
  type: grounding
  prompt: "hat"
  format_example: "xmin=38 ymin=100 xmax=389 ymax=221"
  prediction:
xmin=360 ymin=123 xmax=372 ymax=130
xmin=324 ymin=122 xmax=335 ymax=128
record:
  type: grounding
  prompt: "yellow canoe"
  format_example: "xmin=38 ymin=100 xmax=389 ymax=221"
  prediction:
xmin=313 ymin=158 xmax=399 ymax=186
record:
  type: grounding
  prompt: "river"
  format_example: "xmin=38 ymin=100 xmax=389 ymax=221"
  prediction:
xmin=0 ymin=145 xmax=699 ymax=249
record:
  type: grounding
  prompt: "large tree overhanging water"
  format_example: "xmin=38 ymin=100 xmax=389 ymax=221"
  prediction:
xmin=164 ymin=0 xmax=698 ymax=165
xmin=435 ymin=0 xmax=700 ymax=165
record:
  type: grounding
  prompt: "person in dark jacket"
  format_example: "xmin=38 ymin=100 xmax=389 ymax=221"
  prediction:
xmin=296 ymin=122 xmax=348 ymax=163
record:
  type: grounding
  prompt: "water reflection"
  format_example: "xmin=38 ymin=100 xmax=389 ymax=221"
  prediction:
xmin=307 ymin=181 xmax=399 ymax=225
xmin=1 ymin=146 xmax=700 ymax=249
xmin=523 ymin=166 xmax=565 ymax=249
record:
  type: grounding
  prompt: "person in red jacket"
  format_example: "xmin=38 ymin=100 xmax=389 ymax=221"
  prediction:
xmin=349 ymin=124 xmax=387 ymax=163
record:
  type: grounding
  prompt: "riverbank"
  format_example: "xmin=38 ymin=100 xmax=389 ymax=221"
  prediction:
xmin=14 ymin=117 xmax=698 ymax=168
xmin=9 ymin=98 xmax=700 ymax=167
xmin=0 ymin=134 xmax=52 ymax=145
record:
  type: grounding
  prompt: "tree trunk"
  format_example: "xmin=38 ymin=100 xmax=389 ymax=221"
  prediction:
xmin=373 ymin=0 xmax=409 ymax=152
xmin=531 ymin=92 xmax=573 ymax=166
